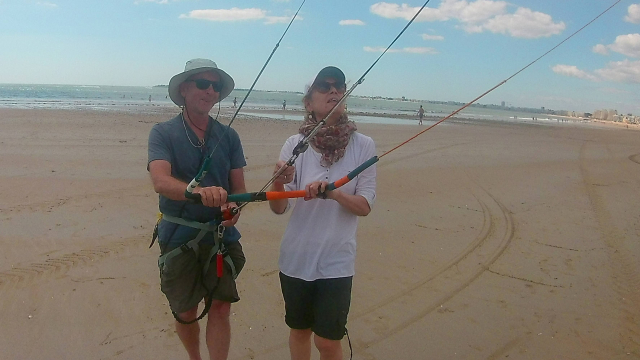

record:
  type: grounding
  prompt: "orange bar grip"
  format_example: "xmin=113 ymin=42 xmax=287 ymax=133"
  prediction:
xmin=266 ymin=190 xmax=307 ymax=200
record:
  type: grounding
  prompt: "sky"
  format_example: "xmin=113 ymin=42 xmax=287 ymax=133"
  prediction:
xmin=0 ymin=0 xmax=639 ymax=114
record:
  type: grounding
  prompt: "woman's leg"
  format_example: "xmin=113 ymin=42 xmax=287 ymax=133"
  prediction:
xmin=290 ymin=328 xmax=313 ymax=360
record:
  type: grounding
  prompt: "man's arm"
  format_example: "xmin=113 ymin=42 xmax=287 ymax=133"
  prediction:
xmin=228 ymin=168 xmax=246 ymax=195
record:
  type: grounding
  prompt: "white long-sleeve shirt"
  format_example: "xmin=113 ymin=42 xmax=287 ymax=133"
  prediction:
xmin=277 ymin=132 xmax=377 ymax=281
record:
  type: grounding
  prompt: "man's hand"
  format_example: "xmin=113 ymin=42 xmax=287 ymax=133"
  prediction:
xmin=194 ymin=186 xmax=227 ymax=207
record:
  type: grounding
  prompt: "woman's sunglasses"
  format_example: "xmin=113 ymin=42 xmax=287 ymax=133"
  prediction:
xmin=188 ymin=79 xmax=224 ymax=92
xmin=313 ymin=81 xmax=346 ymax=94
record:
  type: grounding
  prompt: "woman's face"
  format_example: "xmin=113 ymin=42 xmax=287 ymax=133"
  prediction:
xmin=304 ymin=77 xmax=346 ymax=121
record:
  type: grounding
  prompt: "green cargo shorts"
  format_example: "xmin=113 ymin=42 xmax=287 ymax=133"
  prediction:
xmin=159 ymin=241 xmax=245 ymax=314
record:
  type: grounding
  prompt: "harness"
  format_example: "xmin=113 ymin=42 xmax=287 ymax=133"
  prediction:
xmin=154 ymin=214 xmax=237 ymax=324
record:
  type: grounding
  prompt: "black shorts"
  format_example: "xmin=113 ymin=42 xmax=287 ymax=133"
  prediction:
xmin=279 ymin=272 xmax=352 ymax=340
xmin=159 ymin=241 xmax=245 ymax=314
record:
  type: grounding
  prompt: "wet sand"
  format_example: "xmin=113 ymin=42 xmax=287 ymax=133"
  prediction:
xmin=1 ymin=108 xmax=639 ymax=359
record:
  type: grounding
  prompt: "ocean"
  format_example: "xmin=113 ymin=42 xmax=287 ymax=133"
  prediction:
xmin=0 ymin=83 xmax=573 ymax=125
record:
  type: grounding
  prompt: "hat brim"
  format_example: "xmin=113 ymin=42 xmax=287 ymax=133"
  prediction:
xmin=168 ymin=68 xmax=235 ymax=107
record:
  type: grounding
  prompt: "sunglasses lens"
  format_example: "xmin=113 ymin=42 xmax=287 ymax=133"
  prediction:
xmin=194 ymin=79 xmax=223 ymax=92
xmin=315 ymin=81 xmax=345 ymax=94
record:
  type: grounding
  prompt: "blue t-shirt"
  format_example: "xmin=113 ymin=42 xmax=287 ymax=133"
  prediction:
xmin=148 ymin=114 xmax=246 ymax=248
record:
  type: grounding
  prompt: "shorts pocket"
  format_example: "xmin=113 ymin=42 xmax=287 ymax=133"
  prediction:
xmin=160 ymin=248 xmax=205 ymax=313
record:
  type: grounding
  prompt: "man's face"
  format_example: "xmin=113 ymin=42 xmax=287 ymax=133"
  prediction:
xmin=180 ymin=71 xmax=221 ymax=116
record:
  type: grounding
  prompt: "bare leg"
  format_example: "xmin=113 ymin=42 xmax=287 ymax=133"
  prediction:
xmin=289 ymin=328 xmax=313 ymax=360
xmin=314 ymin=334 xmax=342 ymax=360
xmin=175 ymin=306 xmax=202 ymax=360
xmin=205 ymin=299 xmax=231 ymax=360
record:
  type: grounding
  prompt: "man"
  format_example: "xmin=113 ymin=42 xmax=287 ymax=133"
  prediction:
xmin=418 ymin=105 xmax=424 ymax=125
xmin=148 ymin=58 xmax=246 ymax=360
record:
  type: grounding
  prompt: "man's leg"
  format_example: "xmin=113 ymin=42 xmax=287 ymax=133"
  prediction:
xmin=205 ymin=299 xmax=231 ymax=360
xmin=175 ymin=306 xmax=202 ymax=360
xmin=290 ymin=328 xmax=313 ymax=360
xmin=314 ymin=334 xmax=342 ymax=360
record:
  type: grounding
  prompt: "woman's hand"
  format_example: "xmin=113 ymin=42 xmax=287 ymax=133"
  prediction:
xmin=273 ymin=160 xmax=295 ymax=184
xmin=304 ymin=181 xmax=336 ymax=200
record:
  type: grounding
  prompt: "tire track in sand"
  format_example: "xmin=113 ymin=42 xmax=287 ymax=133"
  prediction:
xmin=0 ymin=236 xmax=147 ymax=289
xmin=350 ymin=176 xmax=515 ymax=359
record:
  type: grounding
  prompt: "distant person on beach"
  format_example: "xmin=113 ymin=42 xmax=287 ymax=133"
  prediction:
xmin=233 ymin=97 xmax=237 ymax=108
xmin=147 ymin=58 xmax=246 ymax=360
xmin=149 ymin=95 xmax=152 ymax=102
xmin=283 ymin=99 xmax=287 ymax=111
xmin=269 ymin=66 xmax=377 ymax=360
xmin=418 ymin=105 xmax=425 ymax=125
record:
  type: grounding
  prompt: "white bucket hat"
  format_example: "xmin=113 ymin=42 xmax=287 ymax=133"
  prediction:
xmin=168 ymin=58 xmax=235 ymax=107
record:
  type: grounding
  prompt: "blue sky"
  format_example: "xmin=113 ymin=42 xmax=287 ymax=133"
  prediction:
xmin=0 ymin=0 xmax=639 ymax=114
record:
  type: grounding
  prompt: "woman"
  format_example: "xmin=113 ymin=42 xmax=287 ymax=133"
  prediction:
xmin=269 ymin=66 xmax=376 ymax=360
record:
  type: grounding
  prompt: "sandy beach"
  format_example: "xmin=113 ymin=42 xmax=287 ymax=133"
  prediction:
xmin=1 ymin=107 xmax=639 ymax=359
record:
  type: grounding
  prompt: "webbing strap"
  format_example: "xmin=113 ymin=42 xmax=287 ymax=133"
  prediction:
xmin=159 ymin=214 xmax=237 ymax=279
xmin=157 ymin=228 xmax=210 ymax=271
xmin=162 ymin=214 xmax=219 ymax=232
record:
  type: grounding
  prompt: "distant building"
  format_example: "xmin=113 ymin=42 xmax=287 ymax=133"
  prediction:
xmin=501 ymin=101 xmax=505 ymax=107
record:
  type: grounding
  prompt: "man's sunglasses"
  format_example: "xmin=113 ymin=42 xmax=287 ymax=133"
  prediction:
xmin=313 ymin=81 xmax=346 ymax=94
xmin=188 ymin=79 xmax=224 ymax=92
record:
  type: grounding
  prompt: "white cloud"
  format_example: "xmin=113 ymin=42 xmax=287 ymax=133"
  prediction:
xmin=421 ymin=34 xmax=444 ymax=40
xmin=608 ymin=33 xmax=640 ymax=58
xmin=475 ymin=8 xmax=565 ymax=38
xmin=36 ymin=1 xmax=57 ymax=7
xmin=553 ymin=61 xmax=640 ymax=84
xmin=370 ymin=2 xmax=449 ymax=22
xmin=364 ymin=46 xmax=438 ymax=54
xmin=265 ymin=15 xmax=302 ymax=24
xmin=370 ymin=0 xmax=564 ymax=39
xmin=179 ymin=8 xmax=299 ymax=24
xmin=180 ymin=8 xmax=266 ymax=22
xmin=595 ymin=59 xmax=640 ymax=83
xmin=552 ymin=65 xmax=599 ymax=81
xmin=339 ymin=19 xmax=365 ymax=26
xmin=593 ymin=34 xmax=640 ymax=58
xmin=593 ymin=44 xmax=609 ymax=55
xmin=625 ymin=4 xmax=640 ymax=24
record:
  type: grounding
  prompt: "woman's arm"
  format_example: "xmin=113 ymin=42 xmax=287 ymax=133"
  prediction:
xmin=268 ymin=160 xmax=295 ymax=215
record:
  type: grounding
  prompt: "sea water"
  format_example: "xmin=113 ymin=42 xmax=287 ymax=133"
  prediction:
xmin=0 ymin=83 xmax=564 ymax=125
